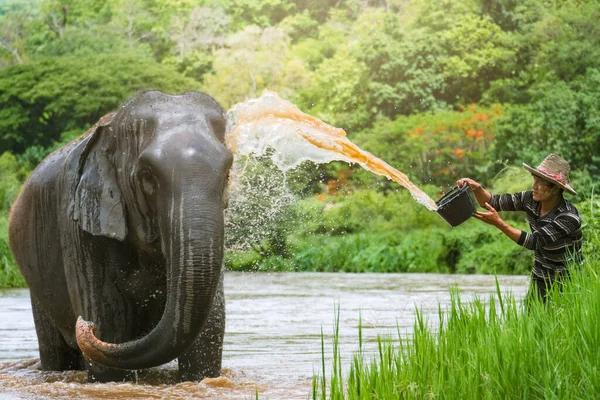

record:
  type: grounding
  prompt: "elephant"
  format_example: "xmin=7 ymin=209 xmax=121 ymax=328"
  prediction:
xmin=8 ymin=90 xmax=233 ymax=383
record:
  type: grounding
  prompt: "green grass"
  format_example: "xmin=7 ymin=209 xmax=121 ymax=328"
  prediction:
xmin=313 ymin=259 xmax=600 ymax=399
xmin=0 ymin=213 xmax=25 ymax=288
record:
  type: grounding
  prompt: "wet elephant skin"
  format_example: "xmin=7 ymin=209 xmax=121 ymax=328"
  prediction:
xmin=8 ymin=90 xmax=233 ymax=382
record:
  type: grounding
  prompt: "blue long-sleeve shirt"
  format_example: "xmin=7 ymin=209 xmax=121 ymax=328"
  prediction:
xmin=489 ymin=190 xmax=583 ymax=279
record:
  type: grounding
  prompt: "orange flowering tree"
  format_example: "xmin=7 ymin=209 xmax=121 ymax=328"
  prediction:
xmin=352 ymin=104 xmax=502 ymax=188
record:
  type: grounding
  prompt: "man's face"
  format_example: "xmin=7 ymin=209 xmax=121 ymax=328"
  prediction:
xmin=532 ymin=176 xmax=558 ymax=202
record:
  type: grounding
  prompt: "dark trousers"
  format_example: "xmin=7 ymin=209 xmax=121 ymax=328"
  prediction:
xmin=527 ymin=272 xmax=569 ymax=306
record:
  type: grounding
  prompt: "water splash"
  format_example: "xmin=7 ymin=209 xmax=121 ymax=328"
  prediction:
xmin=224 ymin=154 xmax=297 ymax=253
xmin=226 ymin=90 xmax=438 ymax=211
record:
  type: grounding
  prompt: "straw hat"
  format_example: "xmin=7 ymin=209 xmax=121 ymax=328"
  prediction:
xmin=522 ymin=154 xmax=577 ymax=195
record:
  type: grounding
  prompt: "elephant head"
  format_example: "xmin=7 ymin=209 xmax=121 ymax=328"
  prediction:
xmin=72 ymin=90 xmax=233 ymax=370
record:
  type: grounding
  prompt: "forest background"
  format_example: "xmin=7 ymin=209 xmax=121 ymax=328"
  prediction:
xmin=1 ymin=0 xmax=599 ymax=287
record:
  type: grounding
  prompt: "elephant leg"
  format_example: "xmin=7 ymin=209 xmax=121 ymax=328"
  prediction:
xmin=178 ymin=273 xmax=226 ymax=381
xmin=31 ymin=295 xmax=84 ymax=371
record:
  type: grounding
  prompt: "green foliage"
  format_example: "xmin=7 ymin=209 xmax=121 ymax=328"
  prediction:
xmin=407 ymin=0 xmax=480 ymax=32
xmin=163 ymin=4 xmax=230 ymax=79
xmin=163 ymin=50 xmax=214 ymax=81
xmin=493 ymin=69 xmax=600 ymax=180
xmin=352 ymin=23 xmax=447 ymax=118
xmin=0 ymin=7 xmax=37 ymax=67
xmin=30 ymin=25 xmax=152 ymax=59
xmin=222 ymin=0 xmax=297 ymax=28
xmin=226 ymin=185 xmax=537 ymax=275
xmin=488 ymin=165 xmax=532 ymax=195
xmin=238 ymin=222 xmax=533 ymax=275
xmin=0 ymin=0 xmax=41 ymax=15
xmin=578 ymin=190 xmax=600 ymax=257
xmin=0 ymin=213 xmax=25 ymax=288
xmin=352 ymin=104 xmax=501 ymax=187
xmin=41 ymin=0 xmax=112 ymax=27
xmin=314 ymin=259 xmax=600 ymax=399
xmin=439 ymin=14 xmax=516 ymax=104
xmin=442 ymin=220 xmax=532 ymax=275
xmin=346 ymin=6 xmax=516 ymax=117
xmin=301 ymin=46 xmax=369 ymax=129
xmin=0 ymin=53 xmax=199 ymax=153
xmin=289 ymin=38 xmax=326 ymax=70
xmin=529 ymin=1 xmax=600 ymax=83
xmin=296 ymin=189 xmax=443 ymax=236
xmin=479 ymin=0 xmax=533 ymax=31
xmin=202 ymin=25 xmax=309 ymax=108
xmin=0 ymin=151 xmax=28 ymax=289
xmin=0 ymin=152 xmax=25 ymax=212
xmin=278 ymin=9 xmax=318 ymax=41
xmin=291 ymin=0 xmax=338 ymax=23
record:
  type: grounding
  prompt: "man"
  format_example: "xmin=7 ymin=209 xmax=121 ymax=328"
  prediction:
xmin=457 ymin=154 xmax=583 ymax=303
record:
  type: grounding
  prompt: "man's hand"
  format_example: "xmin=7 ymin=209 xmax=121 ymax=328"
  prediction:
xmin=456 ymin=177 xmax=491 ymax=207
xmin=473 ymin=202 xmax=503 ymax=227
xmin=474 ymin=202 xmax=523 ymax=243
xmin=456 ymin=178 xmax=483 ymax=192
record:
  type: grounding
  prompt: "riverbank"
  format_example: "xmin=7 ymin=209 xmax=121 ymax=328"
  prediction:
xmin=226 ymin=221 xmax=533 ymax=275
xmin=313 ymin=257 xmax=600 ymax=399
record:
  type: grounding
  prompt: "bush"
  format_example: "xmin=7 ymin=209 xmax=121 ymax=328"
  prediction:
xmin=0 ymin=54 xmax=201 ymax=154
xmin=0 ymin=152 xmax=24 ymax=213
xmin=230 ymin=221 xmax=535 ymax=275
xmin=296 ymin=187 xmax=445 ymax=237
xmin=0 ymin=213 xmax=25 ymax=288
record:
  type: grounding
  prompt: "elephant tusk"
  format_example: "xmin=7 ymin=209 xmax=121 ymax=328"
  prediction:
xmin=76 ymin=316 xmax=114 ymax=366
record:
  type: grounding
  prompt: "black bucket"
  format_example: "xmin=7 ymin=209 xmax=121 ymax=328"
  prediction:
xmin=436 ymin=185 xmax=477 ymax=227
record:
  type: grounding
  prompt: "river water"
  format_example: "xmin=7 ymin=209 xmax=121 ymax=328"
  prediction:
xmin=0 ymin=272 xmax=528 ymax=399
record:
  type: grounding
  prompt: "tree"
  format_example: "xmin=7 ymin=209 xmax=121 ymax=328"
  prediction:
xmin=170 ymin=5 xmax=230 ymax=56
xmin=438 ymin=14 xmax=516 ymax=105
xmin=350 ymin=9 xmax=447 ymax=119
xmin=222 ymin=0 xmax=297 ymax=28
xmin=528 ymin=1 xmax=600 ymax=83
xmin=300 ymin=46 xmax=369 ymax=129
xmin=0 ymin=54 xmax=199 ymax=154
xmin=478 ymin=0 xmax=542 ymax=32
xmin=278 ymin=10 xmax=318 ymax=42
xmin=40 ymin=0 xmax=112 ymax=37
xmin=31 ymin=24 xmax=151 ymax=59
xmin=202 ymin=25 xmax=308 ymax=108
xmin=162 ymin=4 xmax=231 ymax=80
xmin=0 ymin=10 xmax=35 ymax=66
xmin=0 ymin=152 xmax=24 ymax=212
xmin=107 ymin=0 xmax=157 ymax=50
xmin=493 ymin=69 xmax=600 ymax=179
xmin=352 ymin=104 xmax=501 ymax=187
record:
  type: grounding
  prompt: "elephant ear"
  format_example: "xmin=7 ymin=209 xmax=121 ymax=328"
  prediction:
xmin=72 ymin=113 xmax=127 ymax=241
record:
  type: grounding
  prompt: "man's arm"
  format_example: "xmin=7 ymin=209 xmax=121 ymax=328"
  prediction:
xmin=474 ymin=203 xmax=523 ymax=244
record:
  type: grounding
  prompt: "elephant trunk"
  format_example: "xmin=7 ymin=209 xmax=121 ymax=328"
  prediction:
xmin=76 ymin=190 xmax=225 ymax=370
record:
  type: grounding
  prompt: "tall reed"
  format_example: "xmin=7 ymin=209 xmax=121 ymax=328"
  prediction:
xmin=313 ymin=259 xmax=600 ymax=399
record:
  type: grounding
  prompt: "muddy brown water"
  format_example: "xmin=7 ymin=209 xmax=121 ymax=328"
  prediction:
xmin=0 ymin=272 xmax=529 ymax=399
